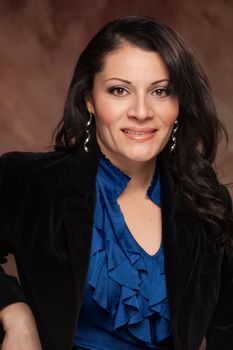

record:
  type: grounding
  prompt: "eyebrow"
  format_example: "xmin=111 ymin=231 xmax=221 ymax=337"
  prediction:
xmin=104 ymin=78 xmax=170 ymax=85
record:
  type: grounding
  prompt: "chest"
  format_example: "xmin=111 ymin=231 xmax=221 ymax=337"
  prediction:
xmin=117 ymin=194 xmax=162 ymax=256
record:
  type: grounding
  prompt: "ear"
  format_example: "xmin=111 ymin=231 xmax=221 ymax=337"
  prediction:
xmin=85 ymin=94 xmax=94 ymax=115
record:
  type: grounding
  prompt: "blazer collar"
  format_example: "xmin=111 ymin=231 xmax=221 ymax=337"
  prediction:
xmin=158 ymin=154 xmax=200 ymax=325
xmin=65 ymin=140 xmax=101 ymax=199
xmin=65 ymin=143 xmax=188 ymax=216
xmin=158 ymin=153 xmax=184 ymax=215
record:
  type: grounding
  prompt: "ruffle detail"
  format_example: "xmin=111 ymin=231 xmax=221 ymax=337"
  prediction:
xmin=87 ymin=153 xmax=171 ymax=345
xmin=88 ymin=224 xmax=171 ymax=344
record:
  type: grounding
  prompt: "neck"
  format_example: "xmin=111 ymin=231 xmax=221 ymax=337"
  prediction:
xmin=101 ymin=151 xmax=156 ymax=194
xmin=124 ymin=160 xmax=156 ymax=194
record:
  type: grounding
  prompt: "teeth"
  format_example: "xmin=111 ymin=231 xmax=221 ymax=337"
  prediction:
xmin=124 ymin=130 xmax=153 ymax=135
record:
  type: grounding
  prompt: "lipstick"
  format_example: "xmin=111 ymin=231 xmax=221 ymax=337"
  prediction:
xmin=121 ymin=128 xmax=157 ymax=141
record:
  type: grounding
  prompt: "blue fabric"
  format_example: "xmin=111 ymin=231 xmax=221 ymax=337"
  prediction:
xmin=74 ymin=154 xmax=173 ymax=349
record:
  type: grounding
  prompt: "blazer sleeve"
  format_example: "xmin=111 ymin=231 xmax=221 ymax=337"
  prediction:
xmin=206 ymin=186 xmax=233 ymax=350
xmin=0 ymin=154 xmax=27 ymax=314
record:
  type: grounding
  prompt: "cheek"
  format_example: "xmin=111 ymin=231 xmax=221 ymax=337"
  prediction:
xmin=94 ymin=107 xmax=113 ymax=128
xmin=94 ymin=110 xmax=118 ymax=139
xmin=160 ymin=101 xmax=179 ymax=128
xmin=92 ymin=97 xmax=120 ymax=126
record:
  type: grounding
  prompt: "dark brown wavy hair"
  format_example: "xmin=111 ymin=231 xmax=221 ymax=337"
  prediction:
xmin=54 ymin=16 xmax=233 ymax=255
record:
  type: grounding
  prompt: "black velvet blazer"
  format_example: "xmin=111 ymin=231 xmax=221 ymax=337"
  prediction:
xmin=0 ymin=146 xmax=232 ymax=350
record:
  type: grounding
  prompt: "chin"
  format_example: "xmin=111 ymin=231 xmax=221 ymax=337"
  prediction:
xmin=123 ymin=149 xmax=159 ymax=163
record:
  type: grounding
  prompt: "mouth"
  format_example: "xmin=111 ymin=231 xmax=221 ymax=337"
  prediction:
xmin=122 ymin=128 xmax=157 ymax=135
xmin=121 ymin=128 xmax=157 ymax=140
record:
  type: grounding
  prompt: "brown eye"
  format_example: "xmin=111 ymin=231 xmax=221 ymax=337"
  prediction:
xmin=152 ymin=87 xmax=170 ymax=97
xmin=109 ymin=87 xmax=128 ymax=96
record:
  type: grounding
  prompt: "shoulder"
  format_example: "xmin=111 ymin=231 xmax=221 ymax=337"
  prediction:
xmin=0 ymin=151 xmax=82 ymax=202
xmin=0 ymin=146 xmax=100 ymax=198
xmin=0 ymin=150 xmax=74 ymax=185
xmin=0 ymin=150 xmax=73 ymax=172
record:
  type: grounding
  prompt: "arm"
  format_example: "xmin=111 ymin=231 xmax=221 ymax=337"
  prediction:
xmin=0 ymin=303 xmax=42 ymax=350
xmin=206 ymin=186 xmax=233 ymax=350
xmin=0 ymin=154 xmax=42 ymax=349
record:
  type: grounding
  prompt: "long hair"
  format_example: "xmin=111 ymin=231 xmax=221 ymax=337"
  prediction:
xmin=55 ymin=16 xmax=233 ymax=254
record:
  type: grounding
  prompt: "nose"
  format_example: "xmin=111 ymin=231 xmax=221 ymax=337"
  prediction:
xmin=127 ymin=94 xmax=153 ymax=121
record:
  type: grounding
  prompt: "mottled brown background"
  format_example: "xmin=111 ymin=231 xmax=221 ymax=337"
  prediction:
xmin=0 ymin=0 xmax=232 ymax=348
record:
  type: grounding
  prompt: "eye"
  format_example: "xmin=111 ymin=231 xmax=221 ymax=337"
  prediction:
xmin=152 ymin=87 xmax=171 ymax=97
xmin=108 ymin=86 xmax=128 ymax=97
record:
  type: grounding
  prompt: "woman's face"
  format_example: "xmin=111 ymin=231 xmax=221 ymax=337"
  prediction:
xmin=86 ymin=43 xmax=179 ymax=168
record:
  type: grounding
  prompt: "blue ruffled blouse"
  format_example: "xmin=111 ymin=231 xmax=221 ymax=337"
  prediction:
xmin=74 ymin=154 xmax=173 ymax=349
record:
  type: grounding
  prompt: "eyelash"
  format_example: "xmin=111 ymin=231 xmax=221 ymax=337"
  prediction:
xmin=108 ymin=86 xmax=172 ymax=97
xmin=152 ymin=87 xmax=172 ymax=97
xmin=108 ymin=86 xmax=128 ymax=96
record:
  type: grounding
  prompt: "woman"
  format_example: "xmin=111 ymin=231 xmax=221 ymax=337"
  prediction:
xmin=0 ymin=16 xmax=232 ymax=350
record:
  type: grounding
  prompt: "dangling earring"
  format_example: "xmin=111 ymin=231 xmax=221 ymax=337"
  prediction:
xmin=84 ymin=113 xmax=93 ymax=152
xmin=169 ymin=120 xmax=179 ymax=153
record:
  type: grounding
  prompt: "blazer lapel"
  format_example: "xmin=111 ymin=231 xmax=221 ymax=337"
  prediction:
xmin=159 ymin=156 xmax=200 ymax=319
xmin=61 ymin=143 xmax=101 ymax=325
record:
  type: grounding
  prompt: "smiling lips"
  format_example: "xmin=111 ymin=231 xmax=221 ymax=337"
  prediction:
xmin=121 ymin=128 xmax=157 ymax=141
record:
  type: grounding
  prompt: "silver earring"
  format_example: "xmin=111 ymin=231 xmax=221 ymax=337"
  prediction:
xmin=169 ymin=120 xmax=179 ymax=153
xmin=84 ymin=113 xmax=93 ymax=152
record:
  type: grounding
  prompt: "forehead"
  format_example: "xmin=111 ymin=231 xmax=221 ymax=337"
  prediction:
xmin=98 ymin=44 xmax=169 ymax=80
